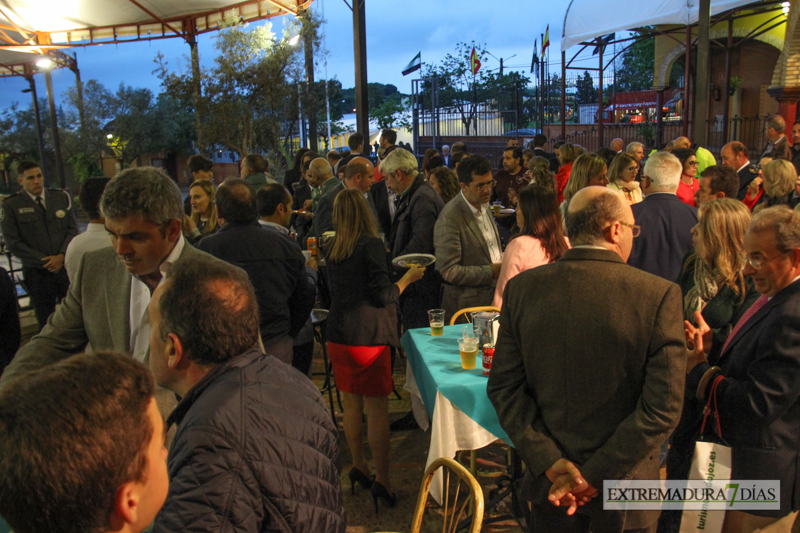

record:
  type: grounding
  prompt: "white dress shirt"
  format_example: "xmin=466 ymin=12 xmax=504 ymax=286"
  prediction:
xmin=129 ymin=234 xmax=185 ymax=362
xmin=461 ymin=191 xmax=502 ymax=263
xmin=64 ymin=223 xmax=112 ymax=281
xmin=25 ymin=188 xmax=45 ymax=207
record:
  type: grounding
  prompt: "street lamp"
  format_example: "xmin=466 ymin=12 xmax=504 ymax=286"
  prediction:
xmin=287 ymin=34 xmax=300 ymax=46
xmin=35 ymin=57 xmax=53 ymax=69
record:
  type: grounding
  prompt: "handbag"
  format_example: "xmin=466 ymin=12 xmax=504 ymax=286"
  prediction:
xmin=679 ymin=375 xmax=731 ymax=533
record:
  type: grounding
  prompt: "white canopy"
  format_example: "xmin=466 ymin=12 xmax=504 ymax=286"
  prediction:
xmin=561 ymin=0 xmax=760 ymax=51
xmin=0 ymin=0 xmax=308 ymax=54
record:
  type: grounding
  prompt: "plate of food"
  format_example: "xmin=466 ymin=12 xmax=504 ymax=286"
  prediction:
xmin=500 ymin=208 xmax=515 ymax=214
xmin=392 ymin=253 xmax=436 ymax=270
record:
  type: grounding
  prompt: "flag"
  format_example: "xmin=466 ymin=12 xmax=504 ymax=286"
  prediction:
xmin=592 ymin=33 xmax=615 ymax=56
xmin=402 ymin=52 xmax=421 ymax=76
xmin=531 ymin=38 xmax=539 ymax=76
xmin=542 ymin=25 xmax=550 ymax=55
xmin=470 ymin=47 xmax=481 ymax=75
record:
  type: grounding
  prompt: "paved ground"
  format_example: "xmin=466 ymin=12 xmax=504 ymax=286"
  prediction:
xmin=311 ymin=348 xmax=525 ymax=533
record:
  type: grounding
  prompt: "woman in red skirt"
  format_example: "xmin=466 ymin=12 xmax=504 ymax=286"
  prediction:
xmin=325 ymin=188 xmax=425 ymax=512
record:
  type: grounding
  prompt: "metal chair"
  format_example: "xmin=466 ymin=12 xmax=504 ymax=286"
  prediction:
xmin=310 ymin=309 xmax=342 ymax=421
xmin=449 ymin=306 xmax=500 ymax=325
xmin=410 ymin=457 xmax=484 ymax=533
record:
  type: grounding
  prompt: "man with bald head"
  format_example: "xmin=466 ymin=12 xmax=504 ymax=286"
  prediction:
xmin=488 ymin=186 xmax=685 ymax=533
xmin=343 ymin=157 xmax=375 ymax=193
xmin=307 ymin=157 xmax=343 ymax=241
xmin=197 ymin=178 xmax=315 ymax=365
xmin=760 ymin=114 xmax=792 ymax=162
xmin=610 ymin=138 xmax=624 ymax=153
xmin=672 ymin=136 xmax=716 ymax=175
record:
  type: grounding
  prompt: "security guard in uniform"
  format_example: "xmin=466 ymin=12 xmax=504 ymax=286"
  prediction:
xmin=1 ymin=160 xmax=77 ymax=330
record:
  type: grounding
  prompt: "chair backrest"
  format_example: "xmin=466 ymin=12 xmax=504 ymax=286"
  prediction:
xmin=409 ymin=457 xmax=484 ymax=533
xmin=449 ymin=306 xmax=500 ymax=325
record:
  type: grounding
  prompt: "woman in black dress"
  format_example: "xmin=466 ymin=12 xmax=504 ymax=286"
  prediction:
xmin=325 ymin=189 xmax=425 ymax=512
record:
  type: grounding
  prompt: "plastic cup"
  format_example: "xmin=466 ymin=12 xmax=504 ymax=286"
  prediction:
xmin=458 ymin=338 xmax=479 ymax=369
xmin=492 ymin=204 xmax=501 ymax=216
xmin=428 ymin=309 xmax=445 ymax=336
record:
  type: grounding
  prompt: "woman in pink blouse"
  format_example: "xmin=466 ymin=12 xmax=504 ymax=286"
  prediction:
xmin=493 ymin=185 xmax=570 ymax=308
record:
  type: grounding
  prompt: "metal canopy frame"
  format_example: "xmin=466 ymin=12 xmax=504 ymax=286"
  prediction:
xmin=0 ymin=0 xmax=311 ymax=77
xmin=558 ymin=0 xmax=787 ymax=145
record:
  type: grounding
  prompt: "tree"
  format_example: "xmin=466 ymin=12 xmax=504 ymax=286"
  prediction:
xmin=370 ymin=97 xmax=411 ymax=130
xmin=156 ymin=16 xmax=306 ymax=158
xmin=613 ymin=30 xmax=655 ymax=93
xmin=423 ymin=41 xmax=492 ymax=135
xmin=575 ymin=71 xmax=597 ymax=104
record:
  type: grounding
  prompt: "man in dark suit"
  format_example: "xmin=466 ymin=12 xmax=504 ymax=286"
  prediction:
xmin=531 ymin=133 xmax=559 ymax=172
xmin=791 ymin=122 xmax=800 ymax=175
xmin=628 ymin=151 xmax=697 ymax=281
xmin=337 ymin=132 xmax=365 ymax=169
xmin=370 ymin=179 xmax=394 ymax=238
xmin=198 ymin=178 xmax=315 ymax=365
xmin=720 ymin=141 xmax=758 ymax=200
xmin=759 ymin=115 xmax=792 ymax=162
xmin=442 ymin=144 xmax=452 ymax=168
xmin=488 ymin=186 xmax=685 ymax=532
xmin=686 ymin=207 xmax=800 ymax=530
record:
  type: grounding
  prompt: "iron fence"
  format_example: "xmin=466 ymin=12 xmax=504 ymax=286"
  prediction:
xmin=416 ymin=108 xmax=521 ymax=138
xmin=543 ymin=115 xmax=770 ymax=161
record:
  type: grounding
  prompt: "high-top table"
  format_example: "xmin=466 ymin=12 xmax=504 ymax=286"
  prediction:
xmin=401 ymin=325 xmax=511 ymax=504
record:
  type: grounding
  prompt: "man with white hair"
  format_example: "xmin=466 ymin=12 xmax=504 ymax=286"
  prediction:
xmin=626 ymin=142 xmax=645 ymax=181
xmin=442 ymin=144 xmax=452 ymax=168
xmin=382 ymin=148 xmax=444 ymax=329
xmin=628 ymin=151 xmax=698 ymax=280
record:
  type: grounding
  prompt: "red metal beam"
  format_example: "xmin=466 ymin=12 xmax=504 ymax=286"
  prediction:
xmin=126 ymin=0 xmax=184 ymax=38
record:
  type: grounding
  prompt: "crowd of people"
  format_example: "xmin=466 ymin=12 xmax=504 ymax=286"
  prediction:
xmin=0 ymin=119 xmax=799 ymax=533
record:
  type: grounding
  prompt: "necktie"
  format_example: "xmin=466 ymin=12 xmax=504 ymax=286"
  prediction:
xmin=36 ymin=196 xmax=45 ymax=213
xmin=719 ymin=295 xmax=769 ymax=356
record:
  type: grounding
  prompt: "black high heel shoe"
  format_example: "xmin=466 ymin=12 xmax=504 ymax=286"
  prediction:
xmin=370 ymin=481 xmax=397 ymax=514
xmin=348 ymin=467 xmax=374 ymax=494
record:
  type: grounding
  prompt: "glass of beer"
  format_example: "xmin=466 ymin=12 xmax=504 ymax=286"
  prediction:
xmin=492 ymin=201 xmax=502 ymax=216
xmin=458 ymin=337 xmax=479 ymax=369
xmin=428 ymin=309 xmax=445 ymax=336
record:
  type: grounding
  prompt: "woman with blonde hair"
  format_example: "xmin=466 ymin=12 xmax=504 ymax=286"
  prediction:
xmin=554 ymin=143 xmax=582 ymax=203
xmin=325 ymin=189 xmax=425 ymax=512
xmin=661 ymin=198 xmax=759 ymax=532
xmin=754 ymin=158 xmax=797 ymax=213
xmin=182 ymin=179 xmax=219 ymax=244
xmin=606 ymin=152 xmax=642 ymax=204
xmin=562 ymin=153 xmax=609 ymax=205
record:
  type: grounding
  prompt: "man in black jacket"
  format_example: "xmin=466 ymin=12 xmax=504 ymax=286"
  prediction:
xmin=720 ymin=141 xmax=758 ymax=200
xmin=148 ymin=256 xmax=345 ymax=533
xmin=383 ymin=147 xmax=444 ymax=329
xmin=198 ymin=178 xmax=315 ymax=364
xmin=686 ymin=207 xmax=800 ymax=529
xmin=628 ymin=151 xmax=697 ymax=281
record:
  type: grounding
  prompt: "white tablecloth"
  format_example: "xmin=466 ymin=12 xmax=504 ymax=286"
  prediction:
xmin=404 ymin=361 xmax=501 ymax=504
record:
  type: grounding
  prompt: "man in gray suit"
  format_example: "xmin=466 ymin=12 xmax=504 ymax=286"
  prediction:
xmin=488 ymin=187 xmax=685 ymax=532
xmin=0 ymin=167 xmax=209 ymax=422
xmin=434 ymin=155 xmax=502 ymax=322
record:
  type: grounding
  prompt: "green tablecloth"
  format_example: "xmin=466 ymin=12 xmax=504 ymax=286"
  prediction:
xmin=401 ymin=325 xmax=511 ymax=445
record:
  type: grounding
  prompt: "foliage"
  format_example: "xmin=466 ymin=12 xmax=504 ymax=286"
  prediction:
xmin=156 ymin=14 xmax=310 ymax=158
xmin=422 ymin=41 xmax=492 ymax=135
xmin=370 ymin=97 xmax=411 ymax=130
xmin=613 ymin=29 xmax=655 ymax=92
xmin=67 ymin=152 xmax=104 ymax=181
xmin=575 ymin=71 xmax=597 ymax=105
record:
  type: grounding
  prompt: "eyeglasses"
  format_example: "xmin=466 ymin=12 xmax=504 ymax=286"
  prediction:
xmin=618 ymin=221 xmax=641 ymax=237
xmin=687 ymin=161 xmax=699 ymax=167
xmin=474 ymin=179 xmax=497 ymax=191
xmin=746 ymin=251 xmax=788 ymax=270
